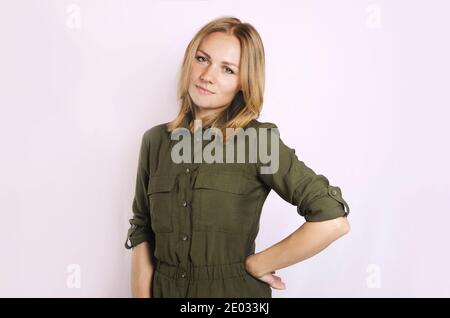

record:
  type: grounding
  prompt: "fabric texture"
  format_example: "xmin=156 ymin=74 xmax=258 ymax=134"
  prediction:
xmin=124 ymin=117 xmax=350 ymax=298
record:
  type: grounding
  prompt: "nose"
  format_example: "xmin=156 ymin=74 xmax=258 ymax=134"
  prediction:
xmin=200 ymin=66 xmax=216 ymax=84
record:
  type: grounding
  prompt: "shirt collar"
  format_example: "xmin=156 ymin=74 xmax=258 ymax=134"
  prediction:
xmin=181 ymin=115 xmax=214 ymax=132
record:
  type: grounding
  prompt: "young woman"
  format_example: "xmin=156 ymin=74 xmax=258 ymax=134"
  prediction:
xmin=125 ymin=16 xmax=351 ymax=298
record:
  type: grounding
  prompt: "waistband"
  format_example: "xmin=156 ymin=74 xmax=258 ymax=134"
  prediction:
xmin=155 ymin=259 xmax=248 ymax=280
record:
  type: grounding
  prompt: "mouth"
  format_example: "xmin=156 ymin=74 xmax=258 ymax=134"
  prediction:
xmin=195 ymin=85 xmax=215 ymax=95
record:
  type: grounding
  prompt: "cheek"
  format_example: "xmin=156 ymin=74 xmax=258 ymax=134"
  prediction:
xmin=220 ymin=78 xmax=240 ymax=96
xmin=189 ymin=65 xmax=201 ymax=82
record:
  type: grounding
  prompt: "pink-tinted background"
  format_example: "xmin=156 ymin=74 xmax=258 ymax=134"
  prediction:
xmin=1 ymin=0 xmax=449 ymax=297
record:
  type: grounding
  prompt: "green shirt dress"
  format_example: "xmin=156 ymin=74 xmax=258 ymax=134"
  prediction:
xmin=124 ymin=117 xmax=350 ymax=298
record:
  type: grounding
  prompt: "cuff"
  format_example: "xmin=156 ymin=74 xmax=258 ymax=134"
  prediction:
xmin=298 ymin=185 xmax=350 ymax=222
xmin=124 ymin=225 xmax=154 ymax=249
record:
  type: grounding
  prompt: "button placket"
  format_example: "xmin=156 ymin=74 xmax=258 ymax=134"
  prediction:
xmin=177 ymin=164 xmax=194 ymax=284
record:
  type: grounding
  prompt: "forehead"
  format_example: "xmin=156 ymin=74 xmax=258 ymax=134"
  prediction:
xmin=198 ymin=32 xmax=241 ymax=65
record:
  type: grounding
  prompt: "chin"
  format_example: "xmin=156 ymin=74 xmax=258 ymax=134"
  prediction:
xmin=189 ymin=95 xmax=214 ymax=109
xmin=194 ymin=103 xmax=215 ymax=110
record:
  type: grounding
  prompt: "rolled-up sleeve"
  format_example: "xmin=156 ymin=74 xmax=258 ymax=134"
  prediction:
xmin=256 ymin=122 xmax=350 ymax=222
xmin=124 ymin=131 xmax=155 ymax=250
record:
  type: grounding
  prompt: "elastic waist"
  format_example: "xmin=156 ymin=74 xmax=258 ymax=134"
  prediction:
xmin=155 ymin=259 xmax=248 ymax=280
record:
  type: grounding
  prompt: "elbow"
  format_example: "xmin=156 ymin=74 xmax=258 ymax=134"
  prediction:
xmin=330 ymin=216 xmax=350 ymax=236
xmin=339 ymin=216 xmax=351 ymax=235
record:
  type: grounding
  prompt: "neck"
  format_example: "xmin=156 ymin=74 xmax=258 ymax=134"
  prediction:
xmin=194 ymin=104 xmax=228 ymax=122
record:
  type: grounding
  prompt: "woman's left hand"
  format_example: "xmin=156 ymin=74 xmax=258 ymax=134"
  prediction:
xmin=245 ymin=255 xmax=286 ymax=290
xmin=253 ymin=270 xmax=287 ymax=290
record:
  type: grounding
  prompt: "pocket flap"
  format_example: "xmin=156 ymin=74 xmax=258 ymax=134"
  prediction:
xmin=193 ymin=172 xmax=259 ymax=195
xmin=147 ymin=175 xmax=177 ymax=194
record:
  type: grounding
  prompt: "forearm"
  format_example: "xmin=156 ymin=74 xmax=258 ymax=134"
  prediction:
xmin=246 ymin=216 xmax=350 ymax=277
xmin=131 ymin=241 xmax=156 ymax=297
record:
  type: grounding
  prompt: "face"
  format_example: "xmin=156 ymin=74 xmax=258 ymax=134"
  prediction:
xmin=188 ymin=32 xmax=241 ymax=120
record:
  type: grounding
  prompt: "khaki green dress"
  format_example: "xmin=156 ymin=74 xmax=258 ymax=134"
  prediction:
xmin=124 ymin=117 xmax=350 ymax=298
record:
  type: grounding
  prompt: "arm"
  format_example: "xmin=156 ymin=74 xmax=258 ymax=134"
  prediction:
xmin=245 ymin=216 xmax=350 ymax=287
xmin=125 ymin=130 xmax=157 ymax=296
xmin=249 ymin=123 xmax=351 ymax=289
xmin=131 ymin=241 xmax=156 ymax=298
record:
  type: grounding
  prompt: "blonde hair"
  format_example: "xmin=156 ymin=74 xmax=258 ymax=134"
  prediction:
xmin=167 ymin=16 xmax=266 ymax=142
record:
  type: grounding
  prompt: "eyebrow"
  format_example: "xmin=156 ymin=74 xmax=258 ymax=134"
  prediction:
xmin=197 ymin=49 xmax=240 ymax=69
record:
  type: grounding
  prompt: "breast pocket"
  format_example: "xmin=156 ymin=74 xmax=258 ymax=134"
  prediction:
xmin=193 ymin=172 xmax=260 ymax=234
xmin=147 ymin=175 xmax=177 ymax=233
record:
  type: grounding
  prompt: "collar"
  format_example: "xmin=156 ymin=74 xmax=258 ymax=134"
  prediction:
xmin=181 ymin=115 xmax=214 ymax=132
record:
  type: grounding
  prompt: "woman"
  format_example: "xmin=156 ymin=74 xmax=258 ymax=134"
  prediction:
xmin=125 ymin=16 xmax=351 ymax=298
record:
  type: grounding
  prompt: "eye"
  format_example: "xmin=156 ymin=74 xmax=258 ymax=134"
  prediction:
xmin=196 ymin=55 xmax=207 ymax=63
xmin=225 ymin=67 xmax=234 ymax=74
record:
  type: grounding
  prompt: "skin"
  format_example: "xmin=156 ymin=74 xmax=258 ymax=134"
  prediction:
xmin=131 ymin=241 xmax=154 ymax=297
xmin=131 ymin=31 xmax=351 ymax=296
xmin=188 ymin=31 xmax=242 ymax=129
xmin=245 ymin=216 xmax=351 ymax=290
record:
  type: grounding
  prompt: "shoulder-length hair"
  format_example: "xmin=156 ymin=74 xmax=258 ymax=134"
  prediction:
xmin=167 ymin=16 xmax=266 ymax=142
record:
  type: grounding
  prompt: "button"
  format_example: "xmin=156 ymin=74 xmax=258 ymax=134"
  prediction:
xmin=181 ymin=272 xmax=186 ymax=278
xmin=182 ymin=201 xmax=188 ymax=207
xmin=182 ymin=235 xmax=188 ymax=241
xmin=185 ymin=168 xmax=190 ymax=174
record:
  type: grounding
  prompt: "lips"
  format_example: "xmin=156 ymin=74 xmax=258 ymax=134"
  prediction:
xmin=196 ymin=85 xmax=214 ymax=94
